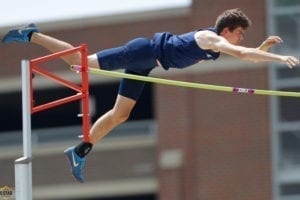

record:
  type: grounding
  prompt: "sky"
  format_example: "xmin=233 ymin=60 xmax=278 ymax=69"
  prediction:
xmin=0 ymin=0 xmax=191 ymax=28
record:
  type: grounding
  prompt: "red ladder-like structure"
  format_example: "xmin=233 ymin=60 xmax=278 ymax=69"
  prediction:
xmin=29 ymin=44 xmax=90 ymax=142
xmin=15 ymin=44 xmax=90 ymax=200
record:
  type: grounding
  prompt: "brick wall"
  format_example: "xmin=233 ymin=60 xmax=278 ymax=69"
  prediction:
xmin=156 ymin=68 xmax=272 ymax=200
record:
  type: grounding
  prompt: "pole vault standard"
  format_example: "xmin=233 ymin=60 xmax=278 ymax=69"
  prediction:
xmin=14 ymin=45 xmax=90 ymax=200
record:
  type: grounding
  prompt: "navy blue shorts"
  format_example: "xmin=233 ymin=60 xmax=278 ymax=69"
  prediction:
xmin=96 ymin=37 xmax=157 ymax=100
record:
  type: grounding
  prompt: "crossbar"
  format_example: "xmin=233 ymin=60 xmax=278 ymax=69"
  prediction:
xmin=81 ymin=67 xmax=300 ymax=97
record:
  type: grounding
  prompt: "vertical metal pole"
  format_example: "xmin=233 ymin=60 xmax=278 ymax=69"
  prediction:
xmin=15 ymin=157 xmax=32 ymax=200
xmin=22 ymin=60 xmax=32 ymax=159
xmin=15 ymin=59 xmax=32 ymax=200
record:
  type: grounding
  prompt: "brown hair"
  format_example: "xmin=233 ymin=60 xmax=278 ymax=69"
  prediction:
xmin=215 ymin=8 xmax=252 ymax=34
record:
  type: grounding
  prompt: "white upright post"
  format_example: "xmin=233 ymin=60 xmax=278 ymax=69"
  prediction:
xmin=15 ymin=59 xmax=32 ymax=200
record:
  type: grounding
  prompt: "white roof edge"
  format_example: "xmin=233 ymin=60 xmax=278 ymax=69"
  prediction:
xmin=0 ymin=7 xmax=191 ymax=34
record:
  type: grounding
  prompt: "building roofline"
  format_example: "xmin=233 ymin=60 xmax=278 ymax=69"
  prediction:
xmin=0 ymin=7 xmax=191 ymax=34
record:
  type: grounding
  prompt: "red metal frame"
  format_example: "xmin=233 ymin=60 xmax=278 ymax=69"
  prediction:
xmin=29 ymin=44 xmax=90 ymax=142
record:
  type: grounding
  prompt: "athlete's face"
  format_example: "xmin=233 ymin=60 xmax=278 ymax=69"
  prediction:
xmin=221 ymin=27 xmax=245 ymax=45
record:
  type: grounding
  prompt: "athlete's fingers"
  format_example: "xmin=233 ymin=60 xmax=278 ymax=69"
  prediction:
xmin=266 ymin=37 xmax=282 ymax=45
xmin=270 ymin=36 xmax=283 ymax=43
xmin=287 ymin=56 xmax=299 ymax=68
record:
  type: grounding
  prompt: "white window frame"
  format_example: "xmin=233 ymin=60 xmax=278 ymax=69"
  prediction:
xmin=267 ymin=0 xmax=300 ymax=200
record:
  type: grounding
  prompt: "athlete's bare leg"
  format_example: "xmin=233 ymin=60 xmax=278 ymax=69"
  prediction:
xmin=89 ymin=95 xmax=136 ymax=144
xmin=30 ymin=32 xmax=99 ymax=68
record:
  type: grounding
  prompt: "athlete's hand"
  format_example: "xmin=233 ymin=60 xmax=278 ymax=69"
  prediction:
xmin=280 ymin=56 xmax=300 ymax=69
xmin=258 ymin=36 xmax=283 ymax=52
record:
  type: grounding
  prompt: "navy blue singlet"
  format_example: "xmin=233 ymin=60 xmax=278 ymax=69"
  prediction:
xmin=96 ymin=28 xmax=221 ymax=100
xmin=152 ymin=27 xmax=220 ymax=70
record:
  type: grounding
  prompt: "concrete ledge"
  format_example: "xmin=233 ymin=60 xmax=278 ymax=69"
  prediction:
xmin=33 ymin=178 xmax=157 ymax=199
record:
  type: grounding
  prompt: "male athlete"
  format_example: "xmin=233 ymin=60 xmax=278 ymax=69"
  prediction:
xmin=2 ymin=8 xmax=299 ymax=182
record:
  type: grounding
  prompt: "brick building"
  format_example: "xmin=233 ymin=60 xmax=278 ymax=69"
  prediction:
xmin=0 ymin=0 xmax=299 ymax=200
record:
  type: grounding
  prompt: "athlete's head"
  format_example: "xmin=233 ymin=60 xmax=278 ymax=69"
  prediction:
xmin=215 ymin=8 xmax=252 ymax=44
xmin=215 ymin=8 xmax=251 ymax=33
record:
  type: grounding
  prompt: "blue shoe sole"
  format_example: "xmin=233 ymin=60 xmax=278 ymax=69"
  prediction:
xmin=64 ymin=147 xmax=85 ymax=183
xmin=2 ymin=23 xmax=39 ymax=44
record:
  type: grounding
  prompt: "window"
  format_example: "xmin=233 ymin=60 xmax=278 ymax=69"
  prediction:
xmin=268 ymin=0 xmax=300 ymax=199
xmin=0 ymin=81 xmax=154 ymax=145
xmin=274 ymin=0 xmax=300 ymax=6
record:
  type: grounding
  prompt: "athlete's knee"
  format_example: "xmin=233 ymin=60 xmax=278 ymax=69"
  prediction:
xmin=109 ymin=95 xmax=135 ymax=124
xmin=110 ymin=109 xmax=131 ymax=124
xmin=67 ymin=52 xmax=82 ymax=66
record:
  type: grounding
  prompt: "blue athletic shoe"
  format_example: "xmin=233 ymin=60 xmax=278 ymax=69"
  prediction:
xmin=64 ymin=146 xmax=86 ymax=183
xmin=2 ymin=23 xmax=39 ymax=44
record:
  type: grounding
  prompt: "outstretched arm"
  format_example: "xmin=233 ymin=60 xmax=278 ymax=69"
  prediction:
xmin=194 ymin=31 xmax=299 ymax=68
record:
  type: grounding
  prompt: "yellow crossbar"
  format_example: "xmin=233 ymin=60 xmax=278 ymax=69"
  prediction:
xmin=83 ymin=67 xmax=300 ymax=97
